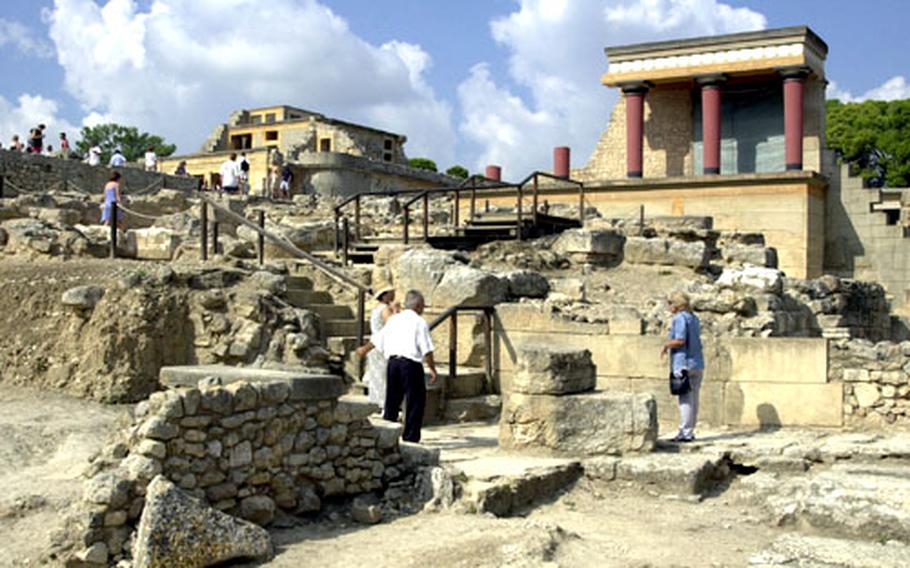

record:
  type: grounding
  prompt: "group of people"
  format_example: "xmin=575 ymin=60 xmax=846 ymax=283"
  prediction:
xmin=218 ymin=152 xmax=251 ymax=194
xmin=5 ymin=126 xmax=72 ymax=158
xmin=355 ymin=287 xmax=704 ymax=445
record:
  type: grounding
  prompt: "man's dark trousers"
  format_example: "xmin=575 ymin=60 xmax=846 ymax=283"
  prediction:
xmin=383 ymin=356 xmax=426 ymax=442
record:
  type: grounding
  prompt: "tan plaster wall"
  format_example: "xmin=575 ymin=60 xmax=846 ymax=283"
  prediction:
xmin=493 ymin=303 xmax=841 ymax=428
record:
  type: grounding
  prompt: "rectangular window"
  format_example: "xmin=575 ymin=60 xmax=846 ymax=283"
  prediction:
xmin=230 ymin=134 xmax=252 ymax=150
xmin=383 ymin=152 xmax=392 ymax=162
xmin=384 ymin=139 xmax=393 ymax=150
xmin=251 ymin=115 xmax=262 ymax=125
xmin=265 ymin=113 xmax=276 ymax=124
xmin=319 ymin=138 xmax=332 ymax=152
xmin=265 ymin=131 xmax=279 ymax=142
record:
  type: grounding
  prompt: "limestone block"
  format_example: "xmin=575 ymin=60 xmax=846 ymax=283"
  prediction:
xmin=499 ymin=391 xmax=657 ymax=456
xmin=396 ymin=248 xmax=460 ymax=300
xmin=432 ymin=265 xmax=508 ymax=307
xmin=133 ymin=476 xmax=272 ymax=567
xmin=36 ymin=207 xmax=81 ymax=226
xmin=129 ymin=227 xmax=180 ymax=260
xmin=623 ymin=237 xmax=708 ymax=269
xmin=716 ymin=266 xmax=784 ymax=294
xmin=854 ymin=383 xmax=881 ymax=408
xmin=504 ymin=270 xmax=550 ymax=298
xmin=62 ymin=285 xmax=105 ymax=310
xmin=552 ymin=229 xmax=624 ymax=265
xmin=720 ymin=243 xmax=778 ymax=268
xmin=548 ymin=278 xmax=586 ymax=301
xmin=511 ymin=346 xmax=596 ymax=395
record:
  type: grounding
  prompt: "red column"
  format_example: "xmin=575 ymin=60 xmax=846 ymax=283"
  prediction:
xmin=553 ymin=146 xmax=570 ymax=178
xmin=782 ymin=69 xmax=808 ymax=171
xmin=485 ymin=165 xmax=501 ymax=181
xmin=699 ymin=78 xmax=723 ymax=175
xmin=623 ymin=84 xmax=649 ymax=178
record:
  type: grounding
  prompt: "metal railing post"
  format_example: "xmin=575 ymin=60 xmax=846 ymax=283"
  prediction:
xmin=212 ymin=221 xmax=219 ymax=256
xmin=469 ymin=178 xmax=477 ymax=222
xmin=109 ymin=202 xmax=118 ymax=259
xmin=483 ymin=308 xmax=494 ymax=394
xmin=422 ymin=192 xmax=429 ymax=241
xmin=639 ymin=204 xmax=645 ymax=236
xmin=532 ymin=173 xmax=539 ymax=226
xmin=579 ymin=183 xmax=585 ymax=227
xmin=454 ymin=189 xmax=460 ymax=228
xmin=200 ymin=201 xmax=208 ymax=261
xmin=354 ymin=195 xmax=361 ymax=240
xmin=356 ymin=290 xmax=366 ymax=354
xmin=516 ymin=182 xmax=524 ymax=241
xmin=258 ymin=210 xmax=265 ymax=265
xmin=403 ymin=207 xmax=410 ymax=245
xmin=449 ymin=314 xmax=458 ymax=386
xmin=341 ymin=217 xmax=350 ymax=266
xmin=0 ymin=174 xmax=4 ymax=198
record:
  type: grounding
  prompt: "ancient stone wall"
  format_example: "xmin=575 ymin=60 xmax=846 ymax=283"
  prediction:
xmin=0 ymin=149 xmax=197 ymax=195
xmin=830 ymin=340 xmax=910 ymax=426
xmin=62 ymin=379 xmax=402 ymax=565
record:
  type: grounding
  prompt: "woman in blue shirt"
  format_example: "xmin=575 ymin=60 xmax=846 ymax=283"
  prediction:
xmin=660 ymin=292 xmax=705 ymax=442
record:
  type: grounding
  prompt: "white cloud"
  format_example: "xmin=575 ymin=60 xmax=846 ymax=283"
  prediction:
xmin=44 ymin=0 xmax=455 ymax=163
xmin=458 ymin=0 xmax=767 ymax=176
xmin=827 ymin=76 xmax=910 ymax=102
xmin=0 ymin=18 xmax=54 ymax=58
xmin=0 ymin=94 xmax=78 ymax=148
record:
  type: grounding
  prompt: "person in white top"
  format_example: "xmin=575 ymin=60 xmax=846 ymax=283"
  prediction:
xmin=144 ymin=146 xmax=158 ymax=172
xmin=220 ymin=153 xmax=241 ymax=193
xmin=357 ymin=290 xmax=438 ymax=442
xmin=109 ymin=148 xmax=126 ymax=167
xmin=365 ymin=287 xmax=400 ymax=411
xmin=87 ymin=145 xmax=102 ymax=166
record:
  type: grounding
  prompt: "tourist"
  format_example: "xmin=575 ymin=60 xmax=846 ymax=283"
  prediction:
xmin=46 ymin=144 xmax=54 ymax=156
xmin=279 ymin=164 xmax=293 ymax=199
xmin=28 ymin=125 xmax=45 ymax=154
xmin=109 ymin=148 xmax=127 ymax=167
xmin=101 ymin=171 xmax=124 ymax=230
xmin=144 ymin=146 xmax=158 ymax=172
xmin=356 ymin=290 xmax=438 ymax=443
xmin=660 ymin=291 xmax=705 ymax=443
xmin=174 ymin=160 xmax=188 ymax=175
xmin=220 ymin=153 xmax=241 ymax=194
xmin=239 ymin=152 xmax=250 ymax=195
xmin=87 ymin=145 xmax=102 ymax=166
xmin=365 ymin=287 xmax=400 ymax=411
xmin=10 ymin=135 xmax=24 ymax=152
xmin=59 ymin=132 xmax=70 ymax=157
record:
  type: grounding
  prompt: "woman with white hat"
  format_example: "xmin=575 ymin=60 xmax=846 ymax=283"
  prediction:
xmin=366 ymin=287 xmax=399 ymax=410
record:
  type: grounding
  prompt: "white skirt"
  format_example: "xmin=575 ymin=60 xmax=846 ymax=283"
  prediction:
xmin=365 ymin=349 xmax=387 ymax=409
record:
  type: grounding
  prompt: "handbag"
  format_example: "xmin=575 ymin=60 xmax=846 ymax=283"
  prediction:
xmin=669 ymin=368 xmax=691 ymax=396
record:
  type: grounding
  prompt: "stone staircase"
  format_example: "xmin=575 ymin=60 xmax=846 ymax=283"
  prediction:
xmin=280 ymin=272 xmax=500 ymax=424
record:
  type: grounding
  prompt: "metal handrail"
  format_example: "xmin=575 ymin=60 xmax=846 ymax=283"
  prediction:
xmin=198 ymin=194 xmax=370 ymax=349
xmin=428 ymin=305 xmax=495 ymax=397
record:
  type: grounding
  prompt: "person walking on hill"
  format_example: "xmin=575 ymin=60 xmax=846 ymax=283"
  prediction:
xmin=144 ymin=146 xmax=158 ymax=172
xmin=220 ymin=153 xmax=241 ymax=194
xmin=109 ymin=148 xmax=127 ymax=167
xmin=356 ymin=290 xmax=438 ymax=443
xmin=660 ymin=291 xmax=705 ymax=443
xmin=101 ymin=171 xmax=125 ymax=230
xmin=87 ymin=144 xmax=102 ymax=166
xmin=10 ymin=135 xmax=24 ymax=152
xmin=278 ymin=164 xmax=293 ymax=199
xmin=365 ymin=288 xmax=400 ymax=411
xmin=239 ymin=152 xmax=251 ymax=195
xmin=59 ymin=132 xmax=70 ymax=157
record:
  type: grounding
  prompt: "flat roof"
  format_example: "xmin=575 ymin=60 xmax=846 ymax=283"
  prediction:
xmin=605 ymin=26 xmax=828 ymax=59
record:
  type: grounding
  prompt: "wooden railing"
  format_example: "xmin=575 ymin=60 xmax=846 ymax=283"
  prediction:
xmin=198 ymin=194 xmax=370 ymax=347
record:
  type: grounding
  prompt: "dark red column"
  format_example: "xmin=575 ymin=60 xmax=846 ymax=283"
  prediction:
xmin=782 ymin=68 xmax=809 ymax=171
xmin=622 ymin=83 xmax=649 ymax=178
xmin=553 ymin=146 xmax=570 ymax=178
xmin=699 ymin=77 xmax=724 ymax=175
xmin=485 ymin=165 xmax=501 ymax=181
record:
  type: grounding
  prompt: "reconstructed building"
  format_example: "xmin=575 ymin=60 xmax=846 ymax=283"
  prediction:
xmin=160 ymin=105 xmax=455 ymax=196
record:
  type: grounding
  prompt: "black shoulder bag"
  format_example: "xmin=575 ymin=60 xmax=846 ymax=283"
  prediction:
xmin=669 ymin=368 xmax=691 ymax=396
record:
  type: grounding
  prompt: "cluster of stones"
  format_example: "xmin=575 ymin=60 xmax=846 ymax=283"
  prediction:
xmin=831 ymin=339 xmax=910 ymax=424
xmin=499 ymin=346 xmax=657 ymax=455
xmin=66 ymin=378 xmax=402 ymax=565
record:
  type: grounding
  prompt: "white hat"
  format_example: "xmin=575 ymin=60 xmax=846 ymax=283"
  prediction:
xmin=374 ymin=286 xmax=395 ymax=301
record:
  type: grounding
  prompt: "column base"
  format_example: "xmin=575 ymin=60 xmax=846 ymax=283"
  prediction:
xmin=785 ymin=163 xmax=803 ymax=171
xmin=626 ymin=171 xmax=643 ymax=178
xmin=703 ymin=167 xmax=720 ymax=175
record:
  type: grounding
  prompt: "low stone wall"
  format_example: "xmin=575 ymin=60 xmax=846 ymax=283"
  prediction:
xmin=62 ymin=373 xmax=402 ymax=565
xmin=830 ymin=339 xmax=910 ymax=426
xmin=0 ymin=149 xmax=197 ymax=195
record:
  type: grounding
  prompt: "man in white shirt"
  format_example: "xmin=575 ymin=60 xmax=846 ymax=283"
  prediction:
xmin=144 ymin=146 xmax=158 ymax=172
xmin=220 ymin=153 xmax=241 ymax=194
xmin=109 ymin=148 xmax=126 ymax=167
xmin=357 ymin=290 xmax=438 ymax=442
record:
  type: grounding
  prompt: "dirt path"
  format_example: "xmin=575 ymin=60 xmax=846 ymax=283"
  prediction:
xmin=0 ymin=386 xmax=125 ymax=565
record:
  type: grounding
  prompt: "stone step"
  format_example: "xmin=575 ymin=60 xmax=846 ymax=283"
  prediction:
xmin=438 ymin=366 xmax=486 ymax=399
xmin=286 ymin=289 xmax=333 ymax=307
xmin=309 ymin=303 xmax=355 ymax=320
xmin=284 ymin=275 xmax=313 ymax=290
xmin=443 ymin=395 xmax=501 ymax=423
xmin=458 ymin=456 xmax=583 ymax=517
xmin=158 ymin=365 xmax=344 ymax=400
xmin=324 ymin=319 xmax=362 ymax=337
xmin=582 ymin=452 xmax=731 ymax=496
xmin=327 ymin=336 xmax=361 ymax=355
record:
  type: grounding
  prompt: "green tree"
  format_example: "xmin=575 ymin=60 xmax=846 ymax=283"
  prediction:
xmin=75 ymin=123 xmax=177 ymax=164
xmin=408 ymin=157 xmax=437 ymax=172
xmin=826 ymin=98 xmax=910 ymax=187
xmin=445 ymin=164 xmax=469 ymax=179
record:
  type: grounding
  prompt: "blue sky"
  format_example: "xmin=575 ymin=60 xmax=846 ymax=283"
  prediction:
xmin=1 ymin=1 xmax=908 ymax=176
